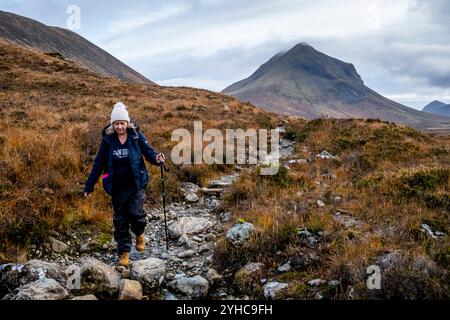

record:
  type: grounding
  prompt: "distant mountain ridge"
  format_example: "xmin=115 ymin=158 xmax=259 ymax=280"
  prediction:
xmin=423 ymin=100 xmax=450 ymax=117
xmin=0 ymin=10 xmax=155 ymax=84
xmin=223 ymin=43 xmax=450 ymax=130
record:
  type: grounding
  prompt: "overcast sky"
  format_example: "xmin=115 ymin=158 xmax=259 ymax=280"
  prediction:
xmin=1 ymin=0 xmax=450 ymax=109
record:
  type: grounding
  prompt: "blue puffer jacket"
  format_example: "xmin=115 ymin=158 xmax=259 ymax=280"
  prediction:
xmin=83 ymin=121 xmax=160 ymax=196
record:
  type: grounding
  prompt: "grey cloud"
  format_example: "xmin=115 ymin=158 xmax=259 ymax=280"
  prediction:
xmin=129 ymin=38 xmax=298 ymax=90
xmin=1 ymin=0 xmax=450 ymax=109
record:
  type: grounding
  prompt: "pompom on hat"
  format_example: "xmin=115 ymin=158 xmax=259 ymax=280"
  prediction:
xmin=111 ymin=102 xmax=130 ymax=124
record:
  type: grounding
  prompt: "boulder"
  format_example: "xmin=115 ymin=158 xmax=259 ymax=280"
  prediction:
xmin=168 ymin=217 xmax=211 ymax=239
xmin=80 ymin=258 xmax=120 ymax=298
xmin=226 ymin=222 xmax=255 ymax=246
xmin=181 ymin=182 xmax=200 ymax=203
xmin=49 ymin=237 xmax=69 ymax=254
xmin=234 ymin=262 xmax=264 ymax=295
xmin=277 ymin=261 xmax=291 ymax=273
xmin=118 ymin=279 xmax=143 ymax=300
xmin=0 ymin=260 xmax=65 ymax=297
xmin=2 ymin=278 xmax=69 ymax=300
xmin=131 ymin=258 xmax=166 ymax=291
xmin=204 ymin=268 xmax=222 ymax=286
xmin=167 ymin=275 xmax=209 ymax=298
xmin=262 ymin=282 xmax=288 ymax=299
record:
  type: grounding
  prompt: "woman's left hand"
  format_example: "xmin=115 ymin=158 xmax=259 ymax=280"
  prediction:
xmin=156 ymin=153 xmax=165 ymax=164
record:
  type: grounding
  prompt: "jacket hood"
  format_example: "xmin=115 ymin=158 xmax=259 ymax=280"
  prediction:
xmin=101 ymin=120 xmax=141 ymax=142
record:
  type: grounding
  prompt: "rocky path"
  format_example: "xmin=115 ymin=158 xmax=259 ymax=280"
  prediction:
xmin=0 ymin=132 xmax=301 ymax=300
xmin=2 ymin=129 xmax=446 ymax=301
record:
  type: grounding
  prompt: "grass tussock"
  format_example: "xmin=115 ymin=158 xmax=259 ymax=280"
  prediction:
xmin=214 ymin=118 xmax=450 ymax=299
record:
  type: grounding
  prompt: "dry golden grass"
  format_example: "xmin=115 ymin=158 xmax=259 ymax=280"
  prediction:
xmin=1 ymin=40 xmax=449 ymax=298
xmin=214 ymin=118 xmax=450 ymax=299
xmin=0 ymin=40 xmax=283 ymax=262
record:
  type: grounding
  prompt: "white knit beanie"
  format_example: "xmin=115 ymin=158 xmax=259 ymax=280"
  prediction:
xmin=111 ymin=102 xmax=130 ymax=124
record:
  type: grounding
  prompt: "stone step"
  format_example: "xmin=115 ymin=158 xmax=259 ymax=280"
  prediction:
xmin=199 ymin=187 xmax=224 ymax=194
xmin=208 ymin=181 xmax=232 ymax=188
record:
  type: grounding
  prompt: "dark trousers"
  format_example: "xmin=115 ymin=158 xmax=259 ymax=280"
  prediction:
xmin=111 ymin=187 xmax=147 ymax=254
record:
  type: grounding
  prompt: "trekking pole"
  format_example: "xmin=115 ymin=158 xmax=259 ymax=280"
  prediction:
xmin=160 ymin=163 xmax=170 ymax=251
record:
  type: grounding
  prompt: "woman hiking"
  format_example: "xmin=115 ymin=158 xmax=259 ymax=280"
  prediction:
xmin=83 ymin=102 xmax=165 ymax=267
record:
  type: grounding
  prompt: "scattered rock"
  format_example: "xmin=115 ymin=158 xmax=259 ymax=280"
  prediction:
xmin=262 ymin=282 xmax=288 ymax=299
xmin=314 ymin=292 xmax=324 ymax=300
xmin=131 ymin=258 xmax=166 ymax=291
xmin=176 ymin=234 xmax=190 ymax=247
xmin=180 ymin=182 xmax=200 ymax=193
xmin=420 ymin=224 xmax=446 ymax=239
xmin=2 ymin=278 xmax=69 ymax=300
xmin=226 ymin=222 xmax=255 ymax=246
xmin=167 ymin=275 xmax=209 ymax=298
xmin=321 ymin=173 xmax=337 ymax=180
xmin=0 ymin=260 xmax=65 ymax=296
xmin=162 ymin=289 xmax=178 ymax=300
xmin=181 ymin=182 xmax=200 ymax=203
xmin=122 ymin=269 xmax=131 ymax=279
xmin=277 ymin=261 xmax=291 ymax=273
xmin=234 ymin=262 xmax=264 ymax=295
xmin=377 ymin=250 xmax=406 ymax=272
xmin=204 ymin=268 xmax=222 ymax=286
xmin=316 ymin=151 xmax=337 ymax=160
xmin=208 ymin=175 xmax=238 ymax=188
xmin=79 ymin=243 xmax=91 ymax=253
xmin=177 ymin=250 xmax=195 ymax=258
xmin=328 ymin=280 xmax=340 ymax=287
xmin=375 ymin=226 xmax=395 ymax=239
xmin=317 ymin=200 xmax=325 ymax=207
xmin=308 ymin=279 xmax=326 ymax=287
xmin=287 ymin=159 xmax=308 ymax=165
xmin=118 ymin=279 xmax=143 ymax=300
xmin=332 ymin=213 xmax=364 ymax=229
xmin=205 ymin=197 xmax=220 ymax=210
xmin=168 ymin=217 xmax=211 ymax=240
xmin=71 ymin=294 xmax=97 ymax=300
xmin=412 ymin=255 xmax=437 ymax=276
xmin=80 ymin=258 xmax=121 ymax=298
xmin=49 ymin=237 xmax=69 ymax=254
xmin=198 ymin=244 xmax=210 ymax=254
xmin=185 ymin=193 xmax=199 ymax=203
xmin=220 ymin=212 xmax=232 ymax=222
xmin=297 ymin=229 xmax=318 ymax=246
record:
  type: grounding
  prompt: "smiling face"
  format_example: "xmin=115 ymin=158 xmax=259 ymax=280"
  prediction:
xmin=113 ymin=120 xmax=128 ymax=135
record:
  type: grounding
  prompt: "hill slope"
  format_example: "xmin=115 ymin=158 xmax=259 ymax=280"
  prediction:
xmin=0 ymin=10 xmax=154 ymax=84
xmin=0 ymin=39 xmax=281 ymax=262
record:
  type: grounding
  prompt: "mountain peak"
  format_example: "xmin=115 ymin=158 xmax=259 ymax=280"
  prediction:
xmin=223 ymin=44 xmax=450 ymax=129
xmin=423 ymin=100 xmax=450 ymax=117
xmin=423 ymin=100 xmax=446 ymax=109
xmin=290 ymin=42 xmax=314 ymax=50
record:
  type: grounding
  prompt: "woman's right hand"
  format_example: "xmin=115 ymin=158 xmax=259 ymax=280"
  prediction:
xmin=84 ymin=192 xmax=91 ymax=198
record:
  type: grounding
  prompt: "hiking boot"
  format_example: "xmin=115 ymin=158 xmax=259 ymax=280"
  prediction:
xmin=118 ymin=252 xmax=130 ymax=267
xmin=136 ymin=234 xmax=145 ymax=252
